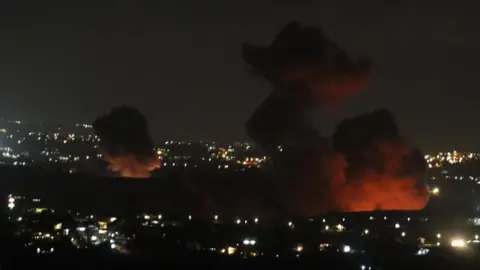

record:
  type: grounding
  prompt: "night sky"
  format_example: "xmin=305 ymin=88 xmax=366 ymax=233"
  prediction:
xmin=0 ymin=1 xmax=478 ymax=152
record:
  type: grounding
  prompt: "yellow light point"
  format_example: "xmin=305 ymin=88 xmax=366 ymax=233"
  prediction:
xmin=451 ymin=239 xmax=466 ymax=248
xmin=98 ymin=221 xmax=107 ymax=230
xmin=227 ymin=247 xmax=236 ymax=255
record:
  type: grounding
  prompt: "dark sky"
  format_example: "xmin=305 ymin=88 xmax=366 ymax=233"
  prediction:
xmin=0 ymin=1 xmax=478 ymax=152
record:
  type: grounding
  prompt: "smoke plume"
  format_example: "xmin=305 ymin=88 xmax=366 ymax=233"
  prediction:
xmin=330 ymin=109 xmax=428 ymax=212
xmin=92 ymin=106 xmax=160 ymax=178
xmin=243 ymin=22 xmax=428 ymax=215
xmin=243 ymin=21 xmax=371 ymax=106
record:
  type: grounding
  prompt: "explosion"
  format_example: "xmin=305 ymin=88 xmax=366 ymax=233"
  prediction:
xmin=243 ymin=21 xmax=428 ymax=215
xmin=331 ymin=110 xmax=428 ymax=212
xmin=93 ymin=106 xmax=160 ymax=178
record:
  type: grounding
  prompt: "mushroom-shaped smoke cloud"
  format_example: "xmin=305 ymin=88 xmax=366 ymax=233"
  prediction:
xmin=243 ymin=22 xmax=428 ymax=215
xmin=93 ymin=106 xmax=160 ymax=178
xmin=244 ymin=21 xmax=371 ymax=154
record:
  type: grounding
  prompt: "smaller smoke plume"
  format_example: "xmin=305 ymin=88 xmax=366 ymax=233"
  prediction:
xmin=93 ymin=106 xmax=160 ymax=178
xmin=330 ymin=109 xmax=429 ymax=212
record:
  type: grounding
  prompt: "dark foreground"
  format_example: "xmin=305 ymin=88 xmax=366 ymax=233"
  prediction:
xmin=2 ymin=251 xmax=479 ymax=270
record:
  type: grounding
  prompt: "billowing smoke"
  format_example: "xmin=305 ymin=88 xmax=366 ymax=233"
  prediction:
xmin=330 ymin=109 xmax=428 ymax=212
xmin=243 ymin=21 xmax=428 ymax=215
xmin=92 ymin=106 xmax=160 ymax=178
xmin=243 ymin=21 xmax=371 ymax=106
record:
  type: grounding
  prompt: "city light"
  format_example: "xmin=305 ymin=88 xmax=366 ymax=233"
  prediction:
xmin=451 ymin=239 xmax=466 ymax=248
xmin=243 ymin=239 xmax=256 ymax=246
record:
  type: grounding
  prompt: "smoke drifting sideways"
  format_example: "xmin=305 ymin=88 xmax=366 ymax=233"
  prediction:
xmin=243 ymin=22 xmax=428 ymax=215
xmin=92 ymin=106 xmax=160 ymax=178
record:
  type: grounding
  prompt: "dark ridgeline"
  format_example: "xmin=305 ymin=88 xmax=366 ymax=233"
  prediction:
xmin=93 ymin=106 xmax=160 ymax=178
xmin=0 ymin=164 xmax=473 ymax=219
xmin=0 ymin=165 xmax=276 ymax=218
xmin=243 ymin=21 xmax=428 ymax=216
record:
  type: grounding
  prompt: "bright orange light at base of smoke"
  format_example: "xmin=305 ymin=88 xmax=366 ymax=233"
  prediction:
xmin=337 ymin=173 xmax=429 ymax=212
xmin=323 ymin=142 xmax=429 ymax=212
xmin=104 ymin=154 xmax=160 ymax=178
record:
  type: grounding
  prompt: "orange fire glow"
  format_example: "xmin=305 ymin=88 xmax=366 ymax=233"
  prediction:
xmin=324 ymin=141 xmax=429 ymax=212
xmin=104 ymin=154 xmax=160 ymax=178
xmin=277 ymin=66 xmax=371 ymax=107
xmin=336 ymin=173 xmax=429 ymax=212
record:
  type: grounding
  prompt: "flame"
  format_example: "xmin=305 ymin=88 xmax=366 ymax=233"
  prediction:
xmin=324 ymin=141 xmax=428 ymax=212
xmin=337 ymin=173 xmax=428 ymax=212
xmin=104 ymin=154 xmax=160 ymax=178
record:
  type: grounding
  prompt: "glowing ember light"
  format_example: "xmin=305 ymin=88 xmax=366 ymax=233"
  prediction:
xmin=104 ymin=155 xmax=160 ymax=178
